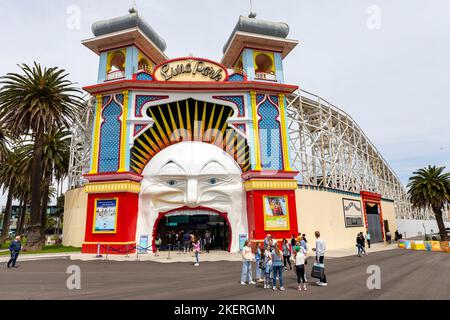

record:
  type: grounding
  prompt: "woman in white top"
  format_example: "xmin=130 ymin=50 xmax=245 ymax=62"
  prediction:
xmin=241 ymin=240 xmax=255 ymax=285
xmin=293 ymin=246 xmax=307 ymax=291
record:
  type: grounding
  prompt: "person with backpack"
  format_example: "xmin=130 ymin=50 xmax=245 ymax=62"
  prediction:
xmin=359 ymin=232 xmax=367 ymax=256
xmin=183 ymin=230 xmax=190 ymax=254
xmin=204 ymin=230 xmax=212 ymax=253
xmin=241 ymin=240 xmax=255 ymax=285
xmin=282 ymin=239 xmax=292 ymax=271
xmin=293 ymin=246 xmax=307 ymax=291
xmin=365 ymin=231 xmax=371 ymax=248
xmin=193 ymin=238 xmax=201 ymax=266
xmin=271 ymin=242 xmax=285 ymax=291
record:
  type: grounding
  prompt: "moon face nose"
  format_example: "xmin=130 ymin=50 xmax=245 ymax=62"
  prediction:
xmin=186 ymin=179 xmax=198 ymax=207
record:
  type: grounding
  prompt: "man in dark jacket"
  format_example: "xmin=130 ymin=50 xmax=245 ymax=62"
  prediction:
xmin=7 ymin=236 xmax=22 ymax=268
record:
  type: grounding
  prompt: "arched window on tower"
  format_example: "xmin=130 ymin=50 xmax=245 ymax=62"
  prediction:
xmin=254 ymin=52 xmax=276 ymax=81
xmin=106 ymin=50 xmax=126 ymax=80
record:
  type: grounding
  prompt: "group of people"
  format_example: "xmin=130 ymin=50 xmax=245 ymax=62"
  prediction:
xmin=356 ymin=232 xmax=370 ymax=257
xmin=240 ymin=231 xmax=328 ymax=292
xmin=154 ymin=229 xmax=215 ymax=256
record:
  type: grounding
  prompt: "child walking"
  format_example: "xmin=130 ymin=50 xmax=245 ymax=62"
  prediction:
xmin=193 ymin=238 xmax=201 ymax=266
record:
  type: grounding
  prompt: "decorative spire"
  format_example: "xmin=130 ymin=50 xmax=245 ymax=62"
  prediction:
xmin=248 ymin=0 xmax=257 ymax=18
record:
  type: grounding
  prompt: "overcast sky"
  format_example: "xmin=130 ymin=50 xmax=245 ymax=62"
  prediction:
xmin=0 ymin=0 xmax=449 ymax=205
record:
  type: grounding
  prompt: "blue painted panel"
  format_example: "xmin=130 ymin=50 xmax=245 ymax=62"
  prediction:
xmin=274 ymin=52 xmax=284 ymax=83
xmin=242 ymin=49 xmax=255 ymax=81
xmin=98 ymin=98 xmax=122 ymax=173
xmin=97 ymin=52 xmax=108 ymax=83
xmin=258 ymin=99 xmax=283 ymax=170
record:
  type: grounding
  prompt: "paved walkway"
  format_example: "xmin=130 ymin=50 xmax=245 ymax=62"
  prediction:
xmin=0 ymin=242 xmax=399 ymax=263
xmin=1 ymin=250 xmax=448 ymax=300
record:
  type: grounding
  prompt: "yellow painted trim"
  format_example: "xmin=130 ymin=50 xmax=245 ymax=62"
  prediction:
xmin=92 ymin=197 xmax=119 ymax=234
xmin=106 ymin=49 xmax=126 ymax=73
xmin=262 ymin=195 xmax=291 ymax=231
xmin=253 ymin=51 xmax=275 ymax=73
xmin=118 ymin=91 xmax=129 ymax=172
xmin=250 ymin=91 xmax=262 ymax=170
xmin=278 ymin=94 xmax=293 ymax=171
xmin=84 ymin=181 xmax=141 ymax=194
xmin=89 ymin=95 xmax=103 ymax=174
xmin=244 ymin=179 xmax=298 ymax=191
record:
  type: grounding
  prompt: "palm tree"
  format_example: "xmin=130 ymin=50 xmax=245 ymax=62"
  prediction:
xmin=0 ymin=62 xmax=82 ymax=250
xmin=407 ymin=165 xmax=450 ymax=241
xmin=15 ymin=129 xmax=71 ymax=242
xmin=0 ymin=149 xmax=22 ymax=243
xmin=0 ymin=127 xmax=11 ymax=162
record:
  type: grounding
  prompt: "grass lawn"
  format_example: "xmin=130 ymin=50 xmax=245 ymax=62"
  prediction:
xmin=0 ymin=244 xmax=81 ymax=256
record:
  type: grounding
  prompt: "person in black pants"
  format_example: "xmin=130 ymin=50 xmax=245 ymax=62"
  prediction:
xmin=7 ymin=236 xmax=22 ymax=268
xmin=282 ymin=239 xmax=292 ymax=270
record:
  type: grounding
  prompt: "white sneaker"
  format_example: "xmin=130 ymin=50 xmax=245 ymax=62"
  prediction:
xmin=240 ymin=281 xmax=246 ymax=285
xmin=303 ymin=285 xmax=307 ymax=291
xmin=249 ymin=281 xmax=256 ymax=285
xmin=297 ymin=285 xmax=302 ymax=291
xmin=280 ymin=286 xmax=286 ymax=291
xmin=194 ymin=263 xmax=199 ymax=266
xmin=273 ymin=286 xmax=277 ymax=291
xmin=318 ymin=282 xmax=327 ymax=287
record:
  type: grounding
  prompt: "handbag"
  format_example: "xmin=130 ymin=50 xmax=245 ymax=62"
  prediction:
xmin=311 ymin=262 xmax=325 ymax=279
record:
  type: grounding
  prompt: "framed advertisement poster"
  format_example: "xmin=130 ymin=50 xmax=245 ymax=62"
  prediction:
xmin=93 ymin=198 xmax=118 ymax=233
xmin=342 ymin=198 xmax=363 ymax=227
xmin=263 ymin=195 xmax=290 ymax=230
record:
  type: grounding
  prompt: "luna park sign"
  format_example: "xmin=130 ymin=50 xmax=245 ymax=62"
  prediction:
xmin=153 ymin=58 xmax=228 ymax=82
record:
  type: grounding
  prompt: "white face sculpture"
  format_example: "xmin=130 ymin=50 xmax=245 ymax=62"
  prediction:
xmin=135 ymin=141 xmax=247 ymax=252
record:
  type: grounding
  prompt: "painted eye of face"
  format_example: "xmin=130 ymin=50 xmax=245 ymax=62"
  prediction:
xmin=166 ymin=179 xmax=178 ymax=186
xmin=208 ymin=178 xmax=218 ymax=185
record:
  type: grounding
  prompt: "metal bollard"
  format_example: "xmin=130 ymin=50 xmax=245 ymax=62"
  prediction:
xmin=136 ymin=245 xmax=140 ymax=261
xmin=105 ymin=244 xmax=110 ymax=260
xmin=167 ymin=244 xmax=171 ymax=260
xmin=96 ymin=242 xmax=103 ymax=258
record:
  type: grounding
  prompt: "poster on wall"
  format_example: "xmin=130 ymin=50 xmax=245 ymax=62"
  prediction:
xmin=93 ymin=198 xmax=118 ymax=233
xmin=263 ymin=196 xmax=290 ymax=230
xmin=342 ymin=198 xmax=363 ymax=227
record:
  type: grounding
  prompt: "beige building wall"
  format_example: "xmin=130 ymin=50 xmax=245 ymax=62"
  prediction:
xmin=295 ymin=187 xmax=397 ymax=252
xmin=381 ymin=200 xmax=397 ymax=234
xmin=62 ymin=187 xmax=87 ymax=248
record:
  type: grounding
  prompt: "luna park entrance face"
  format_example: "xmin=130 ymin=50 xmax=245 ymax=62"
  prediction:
xmin=156 ymin=209 xmax=231 ymax=251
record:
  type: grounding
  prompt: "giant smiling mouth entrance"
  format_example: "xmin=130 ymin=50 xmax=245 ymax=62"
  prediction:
xmin=156 ymin=207 xmax=232 ymax=251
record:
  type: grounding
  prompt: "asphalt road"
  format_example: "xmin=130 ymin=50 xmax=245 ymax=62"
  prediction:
xmin=0 ymin=250 xmax=448 ymax=300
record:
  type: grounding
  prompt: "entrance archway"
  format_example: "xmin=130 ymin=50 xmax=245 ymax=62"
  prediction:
xmin=153 ymin=207 xmax=232 ymax=252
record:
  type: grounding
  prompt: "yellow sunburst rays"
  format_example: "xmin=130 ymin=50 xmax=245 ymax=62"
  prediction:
xmin=166 ymin=103 xmax=180 ymax=143
xmin=204 ymin=104 xmax=216 ymax=143
xmin=158 ymin=106 xmax=174 ymax=145
xmin=200 ymin=101 xmax=207 ymax=142
xmin=193 ymin=100 xmax=200 ymax=141
xmin=185 ymin=100 xmax=192 ymax=141
xmin=211 ymin=107 xmax=229 ymax=149
xmin=176 ymin=101 xmax=187 ymax=141
xmin=130 ymin=131 xmax=161 ymax=173
xmin=235 ymin=135 xmax=250 ymax=171
xmin=148 ymin=107 xmax=170 ymax=147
